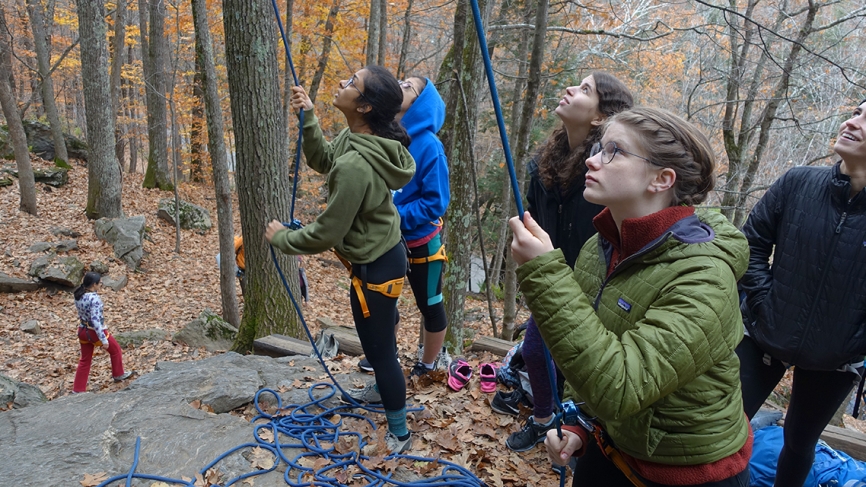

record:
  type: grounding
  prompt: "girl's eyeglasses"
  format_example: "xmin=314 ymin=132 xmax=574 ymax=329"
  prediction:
xmin=590 ymin=141 xmax=655 ymax=166
xmin=346 ymin=75 xmax=368 ymax=102
xmin=399 ymin=80 xmax=420 ymax=99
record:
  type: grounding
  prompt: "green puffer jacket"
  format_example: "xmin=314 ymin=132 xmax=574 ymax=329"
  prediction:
xmin=516 ymin=210 xmax=750 ymax=465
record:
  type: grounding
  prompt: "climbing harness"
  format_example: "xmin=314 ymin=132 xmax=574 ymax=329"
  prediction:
xmin=407 ymin=244 xmax=448 ymax=265
xmin=331 ymin=250 xmax=407 ymax=318
xmin=560 ymin=400 xmax=648 ymax=487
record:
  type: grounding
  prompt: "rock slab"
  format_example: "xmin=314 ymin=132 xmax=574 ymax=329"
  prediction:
xmin=94 ymin=216 xmax=146 ymax=268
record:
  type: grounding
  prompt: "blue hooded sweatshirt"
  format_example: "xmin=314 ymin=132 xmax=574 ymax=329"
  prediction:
xmin=393 ymin=79 xmax=450 ymax=242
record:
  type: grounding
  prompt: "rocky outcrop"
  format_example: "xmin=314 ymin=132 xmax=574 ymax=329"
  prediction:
xmin=33 ymin=167 xmax=68 ymax=187
xmin=0 ymin=272 xmax=41 ymax=293
xmin=27 ymin=253 xmax=85 ymax=287
xmin=93 ymin=216 xmax=146 ymax=268
xmin=157 ymin=198 xmax=212 ymax=231
xmin=114 ymin=329 xmax=169 ymax=348
xmin=173 ymin=309 xmax=237 ymax=352
xmin=0 ymin=374 xmax=48 ymax=409
xmin=102 ymin=274 xmax=128 ymax=291
xmin=28 ymin=239 xmax=77 ymax=253
xmin=0 ymin=353 xmax=373 ymax=486
xmin=0 ymin=120 xmax=88 ymax=161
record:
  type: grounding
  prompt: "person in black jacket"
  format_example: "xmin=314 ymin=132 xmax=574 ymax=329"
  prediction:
xmin=738 ymin=98 xmax=866 ymax=486
xmin=492 ymin=71 xmax=633 ymax=452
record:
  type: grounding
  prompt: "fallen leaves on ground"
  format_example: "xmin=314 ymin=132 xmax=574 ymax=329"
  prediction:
xmin=79 ymin=472 xmax=108 ymax=487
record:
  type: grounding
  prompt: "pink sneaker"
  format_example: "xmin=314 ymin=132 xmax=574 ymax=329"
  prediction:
xmin=479 ymin=363 xmax=497 ymax=393
xmin=447 ymin=359 xmax=472 ymax=391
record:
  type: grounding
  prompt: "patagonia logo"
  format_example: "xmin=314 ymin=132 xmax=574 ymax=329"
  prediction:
xmin=617 ymin=298 xmax=632 ymax=312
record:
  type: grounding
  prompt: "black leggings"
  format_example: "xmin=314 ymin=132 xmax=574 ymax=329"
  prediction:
xmin=349 ymin=241 xmax=408 ymax=411
xmin=406 ymin=234 xmax=447 ymax=333
xmin=572 ymin=439 xmax=749 ymax=487
xmin=736 ymin=335 xmax=862 ymax=487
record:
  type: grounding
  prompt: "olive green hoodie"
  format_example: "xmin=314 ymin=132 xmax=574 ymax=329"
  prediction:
xmin=271 ymin=111 xmax=415 ymax=264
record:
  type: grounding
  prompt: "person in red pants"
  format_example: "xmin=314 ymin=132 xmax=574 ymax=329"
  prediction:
xmin=72 ymin=272 xmax=133 ymax=393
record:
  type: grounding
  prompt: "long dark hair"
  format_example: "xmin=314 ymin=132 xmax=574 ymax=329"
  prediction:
xmin=536 ymin=71 xmax=634 ymax=191
xmin=357 ymin=65 xmax=411 ymax=147
xmin=74 ymin=272 xmax=101 ymax=301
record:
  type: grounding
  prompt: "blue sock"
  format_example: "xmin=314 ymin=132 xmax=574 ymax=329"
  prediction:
xmin=385 ymin=408 xmax=409 ymax=439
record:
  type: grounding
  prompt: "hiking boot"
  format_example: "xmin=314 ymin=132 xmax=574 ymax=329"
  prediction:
xmin=490 ymin=389 xmax=528 ymax=416
xmin=113 ymin=371 xmax=135 ymax=382
xmin=409 ymin=361 xmax=433 ymax=378
xmin=341 ymin=381 xmax=382 ymax=405
xmin=506 ymin=416 xmax=555 ymax=452
xmin=385 ymin=431 xmax=413 ymax=454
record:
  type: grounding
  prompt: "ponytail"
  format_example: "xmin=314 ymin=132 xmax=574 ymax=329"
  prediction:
xmin=74 ymin=272 xmax=102 ymax=301
xmin=357 ymin=65 xmax=411 ymax=147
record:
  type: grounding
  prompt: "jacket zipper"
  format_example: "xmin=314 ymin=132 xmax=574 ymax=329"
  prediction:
xmin=792 ymin=205 xmax=847 ymax=363
xmin=592 ymin=233 xmax=672 ymax=310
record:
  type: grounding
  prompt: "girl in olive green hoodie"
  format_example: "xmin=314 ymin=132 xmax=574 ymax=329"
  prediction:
xmin=510 ymin=108 xmax=751 ymax=486
xmin=265 ymin=66 xmax=415 ymax=454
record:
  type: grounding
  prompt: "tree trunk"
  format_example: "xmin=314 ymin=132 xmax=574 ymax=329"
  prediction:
xmin=307 ymin=0 xmax=340 ymax=104
xmin=0 ymin=6 xmax=37 ymax=215
xmin=77 ymin=0 xmax=122 ymax=219
xmin=395 ymin=0 xmax=413 ymax=79
xmin=281 ymin=0 xmax=294 ymax=148
xmin=365 ymin=0 xmax=380 ymax=66
xmin=189 ymin=69 xmax=205 ymax=182
xmin=376 ymin=0 xmax=386 ymax=66
xmin=437 ymin=0 xmax=490 ymax=354
xmin=142 ymin=0 xmax=172 ymax=190
xmin=109 ymin=0 xmax=127 ymax=171
xmin=26 ymin=0 xmax=68 ymax=165
xmin=224 ymin=0 xmax=301 ymax=350
xmin=192 ymin=0 xmax=240 ymax=327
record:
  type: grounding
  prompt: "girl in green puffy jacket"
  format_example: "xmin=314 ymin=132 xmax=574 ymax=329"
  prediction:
xmin=509 ymin=107 xmax=751 ymax=487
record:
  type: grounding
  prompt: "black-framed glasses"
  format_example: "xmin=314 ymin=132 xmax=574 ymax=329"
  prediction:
xmin=399 ymin=80 xmax=419 ymax=99
xmin=590 ymin=141 xmax=655 ymax=165
xmin=346 ymin=74 xmax=368 ymax=102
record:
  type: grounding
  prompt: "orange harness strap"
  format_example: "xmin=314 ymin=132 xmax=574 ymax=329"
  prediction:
xmin=333 ymin=250 xmax=404 ymax=318
xmin=408 ymin=244 xmax=448 ymax=265
xmin=591 ymin=426 xmax=647 ymax=487
xmin=351 ymin=276 xmax=404 ymax=318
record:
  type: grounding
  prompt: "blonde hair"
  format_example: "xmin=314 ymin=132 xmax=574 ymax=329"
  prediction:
xmin=608 ymin=107 xmax=715 ymax=206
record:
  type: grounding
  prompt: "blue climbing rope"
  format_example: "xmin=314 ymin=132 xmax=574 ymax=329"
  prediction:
xmin=467 ymin=0 xmax=568 ymax=484
xmin=467 ymin=0 xmax=524 ymax=218
xmin=270 ymin=0 xmax=304 ymax=223
xmin=96 ymin=385 xmax=486 ymax=486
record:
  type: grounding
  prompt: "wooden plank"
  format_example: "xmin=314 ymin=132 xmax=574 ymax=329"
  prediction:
xmin=821 ymin=425 xmax=866 ymax=461
xmin=776 ymin=418 xmax=866 ymax=461
xmin=317 ymin=317 xmax=364 ymax=356
xmin=468 ymin=336 xmax=515 ymax=357
xmin=253 ymin=334 xmax=313 ymax=358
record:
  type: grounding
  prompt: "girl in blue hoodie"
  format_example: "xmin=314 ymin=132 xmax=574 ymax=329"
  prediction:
xmin=395 ymin=77 xmax=451 ymax=377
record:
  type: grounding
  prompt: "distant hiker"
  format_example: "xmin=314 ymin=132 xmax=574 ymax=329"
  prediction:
xmin=510 ymin=108 xmax=751 ymax=486
xmin=266 ymin=66 xmax=415 ymax=454
xmin=72 ymin=272 xmax=133 ymax=393
xmin=496 ymin=71 xmax=634 ymax=453
xmin=737 ymin=98 xmax=866 ymax=487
